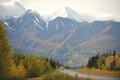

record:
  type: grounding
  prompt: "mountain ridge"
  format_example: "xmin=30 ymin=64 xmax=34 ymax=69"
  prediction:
xmin=1 ymin=9 xmax=120 ymax=66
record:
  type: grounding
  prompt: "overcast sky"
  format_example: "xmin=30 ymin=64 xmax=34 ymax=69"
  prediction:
xmin=0 ymin=0 xmax=120 ymax=21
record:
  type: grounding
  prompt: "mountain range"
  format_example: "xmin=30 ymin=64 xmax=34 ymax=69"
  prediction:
xmin=1 ymin=8 xmax=120 ymax=67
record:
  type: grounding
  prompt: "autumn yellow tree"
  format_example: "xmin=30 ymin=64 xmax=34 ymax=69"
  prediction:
xmin=0 ymin=21 xmax=27 ymax=79
xmin=15 ymin=60 xmax=26 ymax=79
xmin=0 ymin=21 xmax=15 ymax=79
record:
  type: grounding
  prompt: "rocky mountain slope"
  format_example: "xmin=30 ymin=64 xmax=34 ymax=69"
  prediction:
xmin=1 ymin=9 xmax=120 ymax=66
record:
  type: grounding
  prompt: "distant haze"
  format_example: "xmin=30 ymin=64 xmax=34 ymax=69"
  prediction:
xmin=0 ymin=0 xmax=26 ymax=18
xmin=0 ymin=0 xmax=120 ymax=21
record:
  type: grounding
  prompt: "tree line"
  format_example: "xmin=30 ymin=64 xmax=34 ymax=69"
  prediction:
xmin=0 ymin=21 xmax=61 ymax=80
xmin=87 ymin=50 xmax=120 ymax=71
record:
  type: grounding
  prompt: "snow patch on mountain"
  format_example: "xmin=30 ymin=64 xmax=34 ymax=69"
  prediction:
xmin=4 ymin=21 xmax=16 ymax=31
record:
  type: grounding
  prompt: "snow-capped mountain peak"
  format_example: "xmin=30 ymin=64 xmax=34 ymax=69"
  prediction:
xmin=18 ymin=9 xmax=47 ymax=23
xmin=26 ymin=9 xmax=40 ymax=16
xmin=3 ymin=9 xmax=48 ymax=36
xmin=47 ymin=7 xmax=92 ymax=22
xmin=47 ymin=7 xmax=68 ymax=21
xmin=23 ymin=9 xmax=40 ymax=18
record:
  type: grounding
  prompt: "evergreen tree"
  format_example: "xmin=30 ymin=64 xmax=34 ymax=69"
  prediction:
xmin=113 ymin=50 xmax=116 ymax=56
xmin=87 ymin=57 xmax=92 ymax=68
xmin=97 ymin=55 xmax=105 ymax=69
xmin=0 ymin=21 xmax=15 ymax=79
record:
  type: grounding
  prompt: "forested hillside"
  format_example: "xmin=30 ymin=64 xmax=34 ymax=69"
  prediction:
xmin=87 ymin=51 xmax=120 ymax=71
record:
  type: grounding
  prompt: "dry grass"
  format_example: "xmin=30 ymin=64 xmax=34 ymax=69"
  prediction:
xmin=75 ymin=68 xmax=120 ymax=78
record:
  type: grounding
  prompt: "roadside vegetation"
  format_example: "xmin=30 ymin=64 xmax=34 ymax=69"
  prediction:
xmin=76 ymin=51 xmax=120 ymax=78
xmin=28 ymin=70 xmax=92 ymax=80
xmin=87 ymin=51 xmax=120 ymax=71
xmin=14 ymin=53 xmax=60 ymax=78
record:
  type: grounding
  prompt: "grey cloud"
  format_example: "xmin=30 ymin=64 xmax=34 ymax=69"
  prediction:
xmin=0 ymin=0 xmax=26 ymax=19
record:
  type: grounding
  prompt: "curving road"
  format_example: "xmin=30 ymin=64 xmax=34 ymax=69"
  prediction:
xmin=59 ymin=69 xmax=120 ymax=80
